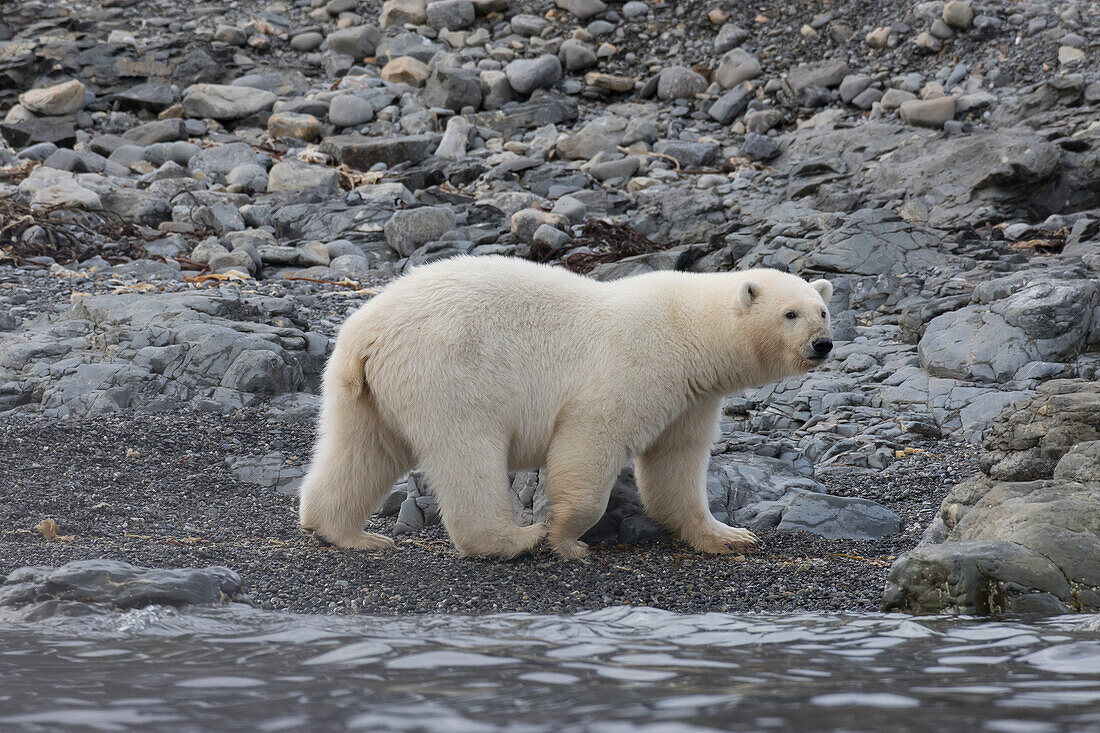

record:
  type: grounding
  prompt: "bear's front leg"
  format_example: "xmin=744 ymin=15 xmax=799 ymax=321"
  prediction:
xmin=635 ymin=397 xmax=760 ymax=554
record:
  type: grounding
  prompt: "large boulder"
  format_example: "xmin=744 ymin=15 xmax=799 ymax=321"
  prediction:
xmin=919 ymin=277 xmax=1099 ymax=384
xmin=884 ymin=381 xmax=1100 ymax=616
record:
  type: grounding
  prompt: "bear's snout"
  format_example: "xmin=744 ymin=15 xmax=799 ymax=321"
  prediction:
xmin=809 ymin=338 xmax=833 ymax=361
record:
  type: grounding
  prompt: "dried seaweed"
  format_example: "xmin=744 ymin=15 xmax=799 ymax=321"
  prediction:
xmin=532 ymin=218 xmax=668 ymax=274
xmin=0 ymin=194 xmax=150 ymax=266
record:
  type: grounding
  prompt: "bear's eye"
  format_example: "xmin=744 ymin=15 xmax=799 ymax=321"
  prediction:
xmin=821 ymin=310 xmax=827 ymax=319
xmin=785 ymin=311 xmax=797 ymax=320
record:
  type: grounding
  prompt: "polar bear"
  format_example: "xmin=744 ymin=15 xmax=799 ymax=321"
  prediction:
xmin=299 ymin=256 xmax=833 ymax=559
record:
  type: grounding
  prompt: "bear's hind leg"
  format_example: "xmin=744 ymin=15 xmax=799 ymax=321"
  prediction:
xmin=421 ymin=439 xmax=547 ymax=559
xmin=545 ymin=425 xmax=624 ymax=559
xmin=299 ymin=387 xmax=412 ymax=551
xmin=635 ymin=397 xmax=760 ymax=554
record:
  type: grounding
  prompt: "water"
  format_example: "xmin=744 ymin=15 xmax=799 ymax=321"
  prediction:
xmin=1 ymin=607 xmax=1099 ymax=732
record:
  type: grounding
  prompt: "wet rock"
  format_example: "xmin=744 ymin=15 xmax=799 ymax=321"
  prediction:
xmin=0 ymin=560 xmax=243 ymax=610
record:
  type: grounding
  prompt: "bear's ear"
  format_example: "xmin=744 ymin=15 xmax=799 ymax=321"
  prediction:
xmin=738 ymin=280 xmax=760 ymax=309
xmin=810 ymin=279 xmax=833 ymax=303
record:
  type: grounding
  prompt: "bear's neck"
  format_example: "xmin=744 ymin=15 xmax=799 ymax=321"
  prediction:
xmin=677 ymin=288 xmax=778 ymax=400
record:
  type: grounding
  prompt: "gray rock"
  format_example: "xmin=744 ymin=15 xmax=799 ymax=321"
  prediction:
xmin=267 ymin=159 xmax=340 ymax=193
xmin=0 ymin=560 xmax=242 ymax=610
xmin=329 ymin=94 xmax=375 ymax=127
xmin=182 ymin=84 xmax=277 ymax=120
xmin=505 ymin=55 xmax=563 ymax=96
xmin=708 ymin=84 xmax=753 ymax=124
xmin=555 ymin=0 xmax=605 ymax=20
xmin=919 ymin=278 xmax=1098 ymax=383
xmin=740 ymin=133 xmax=780 ymax=161
xmin=426 ymin=0 xmax=475 ymax=30
xmin=653 ymin=141 xmax=720 ymax=168
xmin=899 ymin=97 xmax=956 ymax=127
xmin=787 ymin=59 xmax=848 ymax=90
xmin=657 ymin=66 xmax=707 ymax=101
xmin=322 ymin=133 xmax=442 ymax=169
xmin=882 ymin=540 xmax=1075 ymax=615
xmin=740 ymin=489 xmax=901 ymax=540
xmin=189 ymin=142 xmax=258 ymax=183
xmin=559 ymin=39 xmax=597 ymax=72
xmin=226 ymin=163 xmax=269 ymax=192
xmin=556 ymin=115 xmax=624 ymax=159
xmin=714 ymin=49 xmax=761 ymax=89
xmin=227 ymin=451 xmax=307 ymax=494
xmin=422 ymin=62 xmax=484 ymax=111
xmin=384 ymin=206 xmax=456 ymax=256
xmin=121 ymin=119 xmax=187 ymax=146
xmin=326 ymin=25 xmax=382 ymax=59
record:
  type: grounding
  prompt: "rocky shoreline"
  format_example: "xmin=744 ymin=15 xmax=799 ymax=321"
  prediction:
xmin=1 ymin=0 xmax=1098 ymax=617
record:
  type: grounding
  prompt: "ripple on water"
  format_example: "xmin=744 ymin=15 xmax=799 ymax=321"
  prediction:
xmin=0 ymin=609 xmax=1099 ymax=732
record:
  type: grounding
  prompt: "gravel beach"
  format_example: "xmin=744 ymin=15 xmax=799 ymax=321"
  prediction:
xmin=0 ymin=407 xmax=975 ymax=615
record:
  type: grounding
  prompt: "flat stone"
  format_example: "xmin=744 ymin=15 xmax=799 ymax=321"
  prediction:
xmin=182 ymin=84 xmax=277 ymax=120
xmin=19 ymin=79 xmax=87 ymax=116
xmin=321 ymin=133 xmax=442 ymax=169
xmin=787 ymin=59 xmax=848 ymax=90
xmin=0 ymin=560 xmax=242 ymax=610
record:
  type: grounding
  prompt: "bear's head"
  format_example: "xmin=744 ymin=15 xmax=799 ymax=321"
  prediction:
xmin=737 ymin=270 xmax=834 ymax=379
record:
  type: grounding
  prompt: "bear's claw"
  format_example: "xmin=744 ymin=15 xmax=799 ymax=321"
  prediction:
xmin=552 ymin=539 xmax=589 ymax=560
xmin=687 ymin=524 xmax=761 ymax=554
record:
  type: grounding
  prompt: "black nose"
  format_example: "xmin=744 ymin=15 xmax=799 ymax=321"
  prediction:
xmin=812 ymin=338 xmax=833 ymax=356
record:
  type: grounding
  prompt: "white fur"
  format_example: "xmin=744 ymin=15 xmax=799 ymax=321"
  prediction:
xmin=299 ymin=256 xmax=832 ymax=559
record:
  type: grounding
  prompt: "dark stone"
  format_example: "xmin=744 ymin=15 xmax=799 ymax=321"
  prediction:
xmin=1 ymin=116 xmax=77 ymax=148
xmin=470 ymin=92 xmax=579 ymax=137
xmin=321 ymin=133 xmax=443 ymax=169
xmin=0 ymin=560 xmax=243 ymax=610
